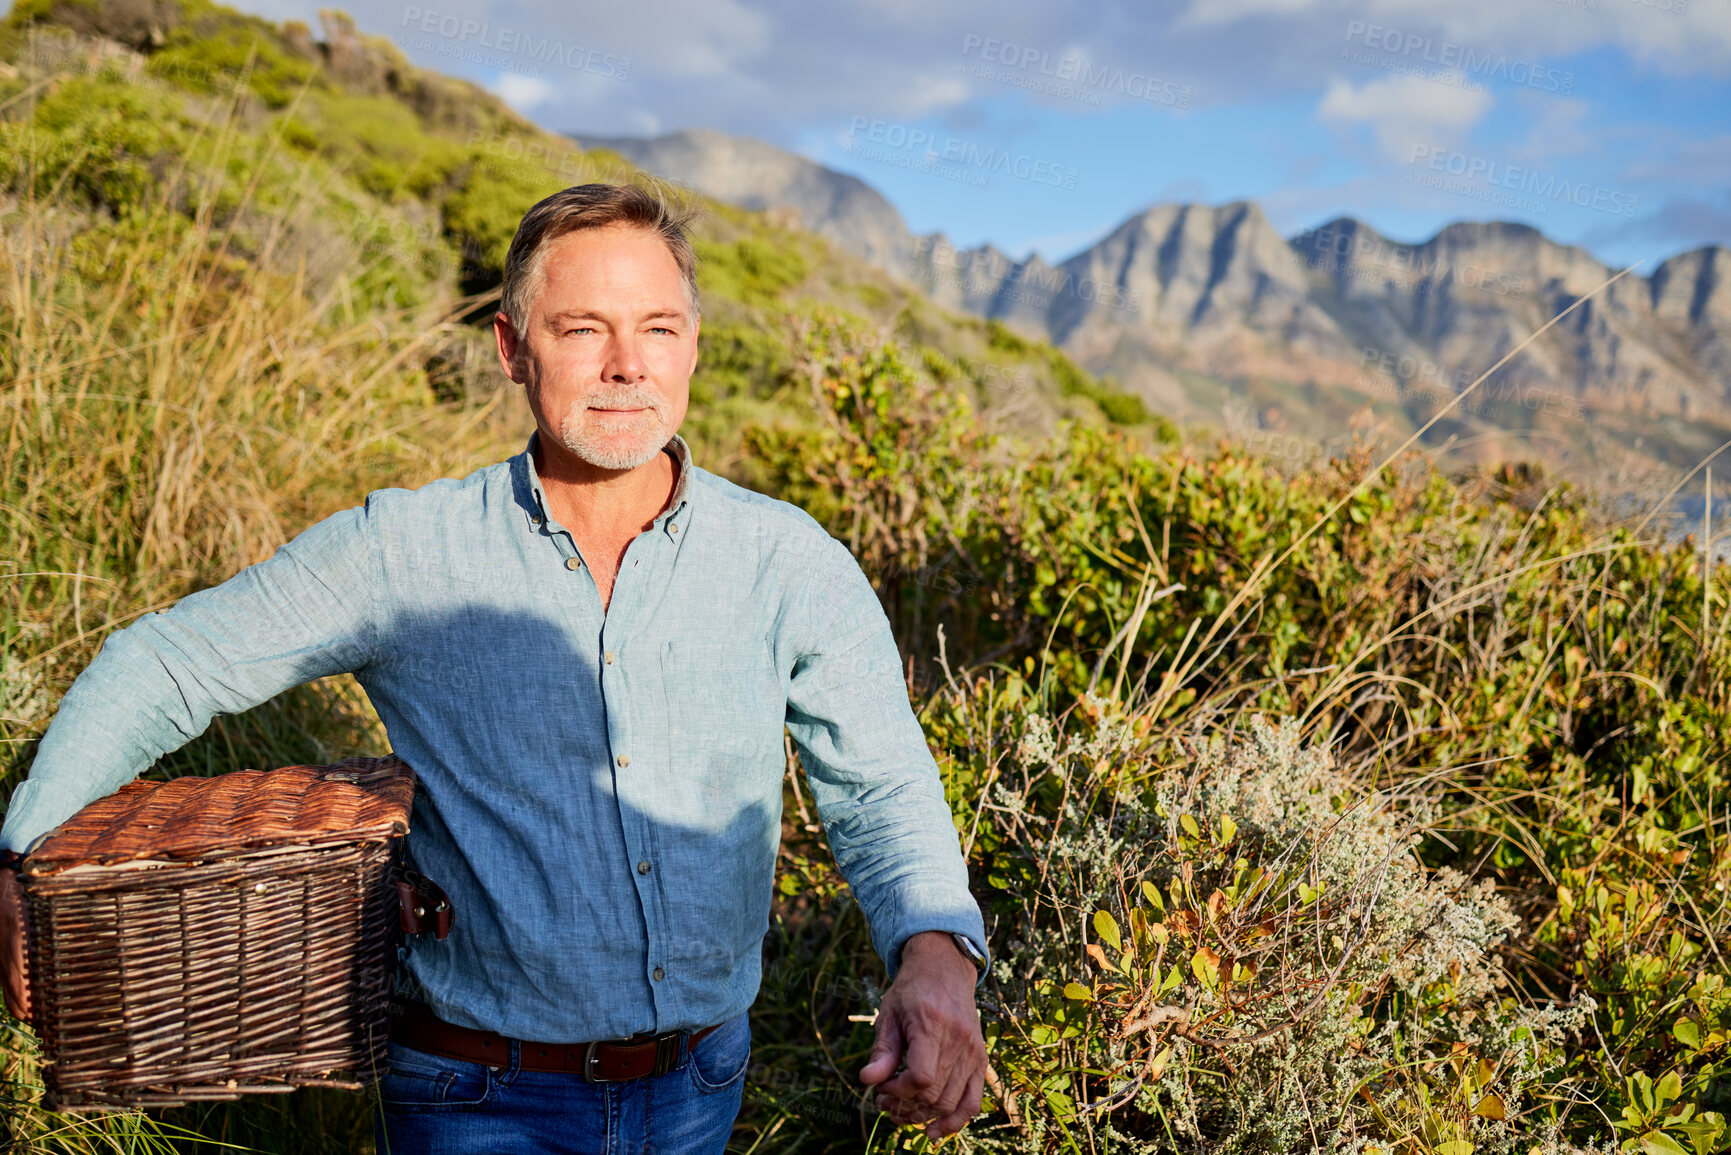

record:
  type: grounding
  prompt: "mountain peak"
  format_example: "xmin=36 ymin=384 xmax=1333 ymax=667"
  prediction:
xmin=569 ymin=128 xmax=916 ymax=271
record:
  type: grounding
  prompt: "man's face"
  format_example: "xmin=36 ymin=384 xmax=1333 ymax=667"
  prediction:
xmin=495 ymin=223 xmax=699 ymax=472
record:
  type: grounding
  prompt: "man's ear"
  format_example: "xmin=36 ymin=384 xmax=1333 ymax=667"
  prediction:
xmin=494 ymin=311 xmax=526 ymax=384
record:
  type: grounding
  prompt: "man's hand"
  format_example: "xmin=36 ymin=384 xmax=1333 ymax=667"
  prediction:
xmin=858 ymin=931 xmax=986 ymax=1140
xmin=0 ymin=864 xmax=29 ymax=1022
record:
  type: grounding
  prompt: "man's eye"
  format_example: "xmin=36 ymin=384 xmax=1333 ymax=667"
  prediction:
xmin=650 ymin=326 xmax=675 ymax=335
xmin=566 ymin=327 xmax=595 ymax=336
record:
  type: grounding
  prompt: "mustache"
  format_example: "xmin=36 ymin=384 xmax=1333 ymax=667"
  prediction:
xmin=582 ymin=393 xmax=661 ymax=411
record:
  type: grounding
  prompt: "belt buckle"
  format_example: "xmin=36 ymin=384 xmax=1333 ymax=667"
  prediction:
xmin=581 ymin=1040 xmax=617 ymax=1084
xmin=581 ymin=1032 xmax=685 ymax=1082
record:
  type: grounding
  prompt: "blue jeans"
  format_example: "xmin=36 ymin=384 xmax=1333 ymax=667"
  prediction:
xmin=373 ymin=1011 xmax=750 ymax=1154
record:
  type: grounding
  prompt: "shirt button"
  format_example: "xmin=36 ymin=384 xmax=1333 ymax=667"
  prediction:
xmin=637 ymin=860 xmax=651 ymax=874
xmin=668 ymin=523 xmax=678 ymax=533
xmin=605 ymin=652 xmax=615 ymax=664
xmin=564 ymin=557 xmax=581 ymax=571
xmin=653 ymin=967 xmax=665 ymax=981
xmin=617 ymin=754 xmax=630 ymax=767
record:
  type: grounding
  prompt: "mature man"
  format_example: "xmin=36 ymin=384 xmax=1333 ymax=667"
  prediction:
xmin=0 ymin=183 xmax=990 ymax=1152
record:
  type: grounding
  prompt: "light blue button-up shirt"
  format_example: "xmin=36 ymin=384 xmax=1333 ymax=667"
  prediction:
xmin=2 ymin=431 xmax=987 ymax=1041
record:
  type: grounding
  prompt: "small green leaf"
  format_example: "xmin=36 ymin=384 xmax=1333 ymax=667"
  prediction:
xmin=1142 ymin=880 xmax=1165 ymax=912
xmin=1675 ymin=1019 xmax=1701 ymax=1049
xmin=1657 ymin=1071 xmax=1683 ymax=1105
xmin=1094 ymin=909 xmax=1123 ymax=952
xmin=1638 ymin=1131 xmax=1690 ymax=1155
xmin=1147 ymin=1045 xmax=1173 ymax=1080
xmin=1436 ymin=1141 xmax=1474 ymax=1155
xmin=1218 ymin=814 xmax=1237 ymax=845
xmin=1190 ymin=947 xmax=1220 ymax=990
xmin=1063 ymin=981 xmax=1093 ymax=1002
xmin=1675 ymin=1113 xmax=1726 ymax=1155
xmin=1180 ymin=814 xmax=1200 ymax=838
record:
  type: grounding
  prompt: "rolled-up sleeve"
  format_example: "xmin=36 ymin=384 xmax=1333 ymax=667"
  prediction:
xmin=782 ymin=535 xmax=988 ymax=983
xmin=1 ymin=503 xmax=377 ymax=853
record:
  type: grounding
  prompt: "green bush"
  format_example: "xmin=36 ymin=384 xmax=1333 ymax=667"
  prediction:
xmin=698 ymin=235 xmax=810 ymax=306
xmin=743 ymin=319 xmax=1731 ymax=1152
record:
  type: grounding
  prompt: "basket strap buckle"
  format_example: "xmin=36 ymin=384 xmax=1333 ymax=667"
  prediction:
xmin=398 ymin=870 xmax=454 ymax=940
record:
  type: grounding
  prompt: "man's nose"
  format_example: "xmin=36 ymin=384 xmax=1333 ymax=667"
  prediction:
xmin=604 ymin=334 xmax=647 ymax=381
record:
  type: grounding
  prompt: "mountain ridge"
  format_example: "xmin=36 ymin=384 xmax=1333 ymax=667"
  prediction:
xmin=574 ymin=126 xmax=1730 ymax=476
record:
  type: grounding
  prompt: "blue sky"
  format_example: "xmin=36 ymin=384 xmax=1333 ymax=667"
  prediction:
xmin=244 ymin=0 xmax=1731 ymax=270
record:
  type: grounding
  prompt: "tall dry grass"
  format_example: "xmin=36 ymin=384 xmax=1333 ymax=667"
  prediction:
xmin=0 ymin=80 xmax=525 ymax=1151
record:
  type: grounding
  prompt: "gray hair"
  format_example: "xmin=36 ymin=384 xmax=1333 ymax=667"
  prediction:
xmin=499 ymin=180 xmax=701 ymax=333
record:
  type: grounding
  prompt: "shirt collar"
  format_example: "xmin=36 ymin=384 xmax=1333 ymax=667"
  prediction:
xmin=513 ymin=430 xmax=693 ymax=538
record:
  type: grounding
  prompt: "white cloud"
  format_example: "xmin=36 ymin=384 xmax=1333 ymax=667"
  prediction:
xmin=608 ymin=0 xmax=774 ymax=79
xmin=492 ymin=73 xmax=558 ymax=112
xmin=1318 ymin=72 xmax=1493 ymax=158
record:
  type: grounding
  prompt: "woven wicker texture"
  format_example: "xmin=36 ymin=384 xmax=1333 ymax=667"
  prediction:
xmin=20 ymin=756 xmax=414 ymax=1109
xmin=25 ymin=755 xmax=414 ymax=871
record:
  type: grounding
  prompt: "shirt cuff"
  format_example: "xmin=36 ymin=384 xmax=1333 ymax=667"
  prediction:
xmin=0 ymin=778 xmax=91 ymax=855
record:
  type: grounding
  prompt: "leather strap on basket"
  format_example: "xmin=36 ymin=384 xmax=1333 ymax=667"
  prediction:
xmin=398 ymin=870 xmax=453 ymax=939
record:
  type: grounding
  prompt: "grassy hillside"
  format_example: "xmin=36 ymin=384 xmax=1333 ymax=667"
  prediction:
xmin=1 ymin=4 xmax=1727 ymax=1154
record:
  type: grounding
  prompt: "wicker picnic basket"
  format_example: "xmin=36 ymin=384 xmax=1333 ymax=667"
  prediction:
xmin=19 ymin=754 xmax=416 ymax=1109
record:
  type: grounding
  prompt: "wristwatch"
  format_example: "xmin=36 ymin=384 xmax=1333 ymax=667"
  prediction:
xmin=949 ymin=932 xmax=988 ymax=975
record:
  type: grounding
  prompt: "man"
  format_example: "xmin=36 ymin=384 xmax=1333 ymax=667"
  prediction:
xmin=0 ymin=183 xmax=990 ymax=1152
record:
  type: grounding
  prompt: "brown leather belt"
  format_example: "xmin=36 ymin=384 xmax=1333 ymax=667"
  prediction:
xmin=388 ymin=1001 xmax=722 ymax=1082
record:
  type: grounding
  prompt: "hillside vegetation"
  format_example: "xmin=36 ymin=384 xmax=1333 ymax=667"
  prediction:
xmin=1 ymin=5 xmax=1727 ymax=1155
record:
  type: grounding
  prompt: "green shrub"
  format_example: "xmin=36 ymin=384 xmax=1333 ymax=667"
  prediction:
xmin=698 ymin=235 xmax=810 ymax=306
xmin=147 ymin=18 xmax=322 ymax=108
xmin=745 ymin=318 xmax=1731 ymax=1152
xmin=942 ymin=704 xmax=1584 ymax=1154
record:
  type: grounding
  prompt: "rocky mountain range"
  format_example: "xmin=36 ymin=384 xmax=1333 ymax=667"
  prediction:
xmin=573 ymin=127 xmax=1731 ymax=483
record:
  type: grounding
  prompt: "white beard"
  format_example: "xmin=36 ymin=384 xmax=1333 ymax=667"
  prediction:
xmin=554 ymin=387 xmax=671 ymax=471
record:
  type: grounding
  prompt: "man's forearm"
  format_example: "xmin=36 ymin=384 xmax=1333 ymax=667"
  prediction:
xmin=784 ymin=537 xmax=990 ymax=982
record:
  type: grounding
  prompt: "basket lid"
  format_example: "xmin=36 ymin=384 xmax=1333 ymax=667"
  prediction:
xmin=23 ymin=755 xmax=416 ymax=874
